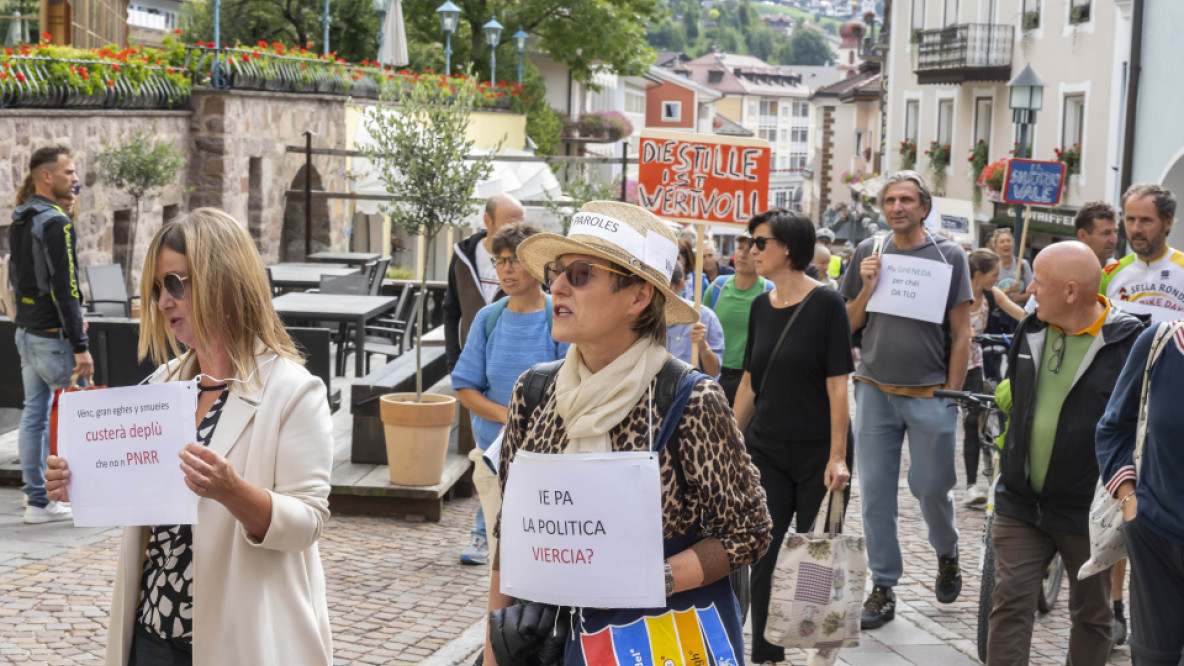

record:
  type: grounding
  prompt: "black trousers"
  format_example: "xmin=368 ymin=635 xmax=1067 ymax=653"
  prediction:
xmin=963 ymin=367 xmax=985 ymax=485
xmin=1124 ymin=514 xmax=1184 ymax=666
xmin=719 ymin=367 xmax=744 ymax=407
xmin=747 ymin=429 xmax=854 ymax=663
xmin=128 ymin=624 xmax=192 ymax=666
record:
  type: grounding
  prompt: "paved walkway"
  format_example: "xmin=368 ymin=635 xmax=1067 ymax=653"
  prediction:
xmin=0 ymin=384 xmax=1135 ymax=665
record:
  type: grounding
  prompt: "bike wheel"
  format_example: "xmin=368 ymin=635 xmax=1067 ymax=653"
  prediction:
xmin=1037 ymin=554 xmax=1065 ymax=613
xmin=977 ymin=514 xmax=996 ymax=663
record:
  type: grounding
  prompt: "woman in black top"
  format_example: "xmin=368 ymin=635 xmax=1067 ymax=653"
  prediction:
xmin=732 ymin=209 xmax=855 ymax=665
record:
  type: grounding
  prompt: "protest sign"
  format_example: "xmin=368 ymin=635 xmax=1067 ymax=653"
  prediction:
xmin=58 ymin=381 xmax=199 ymax=527
xmin=1003 ymin=159 xmax=1066 ymax=206
xmin=637 ymin=129 xmax=770 ymax=226
xmin=865 ymin=254 xmax=953 ymax=324
xmin=500 ymin=451 xmax=665 ymax=608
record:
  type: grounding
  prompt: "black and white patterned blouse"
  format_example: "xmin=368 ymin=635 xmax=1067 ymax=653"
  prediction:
xmin=136 ymin=385 xmax=229 ymax=645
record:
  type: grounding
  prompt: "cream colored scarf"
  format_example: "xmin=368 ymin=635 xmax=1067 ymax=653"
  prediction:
xmin=555 ymin=338 xmax=671 ymax=453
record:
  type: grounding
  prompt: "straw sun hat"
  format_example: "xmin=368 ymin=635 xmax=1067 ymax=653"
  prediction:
xmin=517 ymin=201 xmax=699 ymax=325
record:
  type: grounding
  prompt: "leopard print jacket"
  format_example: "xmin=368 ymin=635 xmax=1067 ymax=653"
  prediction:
xmin=494 ymin=374 xmax=772 ymax=579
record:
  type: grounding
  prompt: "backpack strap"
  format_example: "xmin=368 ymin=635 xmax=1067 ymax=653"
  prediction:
xmin=520 ymin=359 xmax=565 ymax=423
xmin=485 ymin=295 xmax=553 ymax=338
xmin=706 ymin=276 xmax=731 ymax=309
xmin=518 ymin=356 xmax=707 ymax=494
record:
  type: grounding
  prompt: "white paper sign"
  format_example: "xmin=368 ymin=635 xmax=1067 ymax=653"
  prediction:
xmin=500 ymin=451 xmax=665 ymax=608
xmin=866 ymin=253 xmax=953 ymax=324
xmin=58 ymin=381 xmax=199 ymax=527
xmin=1114 ymin=299 xmax=1184 ymax=324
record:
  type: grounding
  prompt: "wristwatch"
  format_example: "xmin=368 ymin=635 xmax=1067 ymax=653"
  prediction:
xmin=664 ymin=561 xmax=674 ymax=597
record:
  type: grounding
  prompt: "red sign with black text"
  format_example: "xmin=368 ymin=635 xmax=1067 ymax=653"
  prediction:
xmin=637 ymin=129 xmax=770 ymax=226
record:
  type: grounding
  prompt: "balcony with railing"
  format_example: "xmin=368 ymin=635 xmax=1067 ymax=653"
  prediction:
xmin=914 ymin=24 xmax=1014 ymax=84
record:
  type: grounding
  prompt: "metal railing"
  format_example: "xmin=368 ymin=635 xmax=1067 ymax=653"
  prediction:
xmin=180 ymin=46 xmax=514 ymax=109
xmin=916 ymin=23 xmax=1014 ymax=74
xmin=0 ymin=56 xmax=190 ymax=109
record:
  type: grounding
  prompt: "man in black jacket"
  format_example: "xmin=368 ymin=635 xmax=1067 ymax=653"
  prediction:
xmin=8 ymin=146 xmax=90 ymax=525
xmin=987 ymin=242 xmax=1144 ymax=665
xmin=442 ymin=193 xmax=522 ymax=566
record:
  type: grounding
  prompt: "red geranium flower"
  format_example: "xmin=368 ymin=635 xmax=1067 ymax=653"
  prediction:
xmin=15 ymin=72 xmax=25 ymax=83
xmin=106 ymin=80 xmax=114 ymax=87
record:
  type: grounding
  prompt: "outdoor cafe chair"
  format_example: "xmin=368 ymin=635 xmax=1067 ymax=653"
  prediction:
xmin=84 ymin=264 xmax=138 ymax=318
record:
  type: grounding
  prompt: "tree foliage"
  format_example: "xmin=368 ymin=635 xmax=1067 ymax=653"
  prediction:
xmin=646 ymin=0 xmax=834 ymax=66
xmin=178 ymin=0 xmax=380 ymax=64
xmin=397 ymin=0 xmax=660 ymax=85
xmin=95 ymin=124 xmax=186 ymax=284
xmin=362 ymin=70 xmax=498 ymax=398
xmin=789 ymin=28 xmax=833 ymax=66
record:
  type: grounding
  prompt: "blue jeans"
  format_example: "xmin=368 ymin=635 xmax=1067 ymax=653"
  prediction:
xmin=854 ymin=380 xmax=959 ymax=588
xmin=15 ymin=328 xmax=75 ymax=509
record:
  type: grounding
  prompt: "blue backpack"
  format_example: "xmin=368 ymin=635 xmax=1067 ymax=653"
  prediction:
xmin=484 ymin=295 xmax=553 ymax=337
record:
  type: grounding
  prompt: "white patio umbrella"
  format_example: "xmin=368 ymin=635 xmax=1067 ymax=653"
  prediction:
xmin=378 ymin=0 xmax=409 ymax=67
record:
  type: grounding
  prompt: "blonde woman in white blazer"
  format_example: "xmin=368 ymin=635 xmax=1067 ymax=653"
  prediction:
xmin=46 ymin=208 xmax=333 ymax=666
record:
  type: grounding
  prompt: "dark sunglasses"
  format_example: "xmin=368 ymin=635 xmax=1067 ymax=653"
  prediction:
xmin=151 ymin=273 xmax=190 ymax=303
xmin=543 ymin=260 xmax=631 ymax=289
xmin=750 ymin=236 xmax=777 ymax=251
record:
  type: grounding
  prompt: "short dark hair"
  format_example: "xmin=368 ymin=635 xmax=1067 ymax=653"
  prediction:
xmin=490 ymin=221 xmax=542 ymax=256
xmin=747 ymin=208 xmax=815 ymax=271
xmin=1075 ymin=201 xmax=1117 ymax=234
xmin=1122 ymin=183 xmax=1177 ymax=222
xmin=30 ymin=145 xmax=71 ymax=174
xmin=604 ymin=260 xmax=665 ymax=344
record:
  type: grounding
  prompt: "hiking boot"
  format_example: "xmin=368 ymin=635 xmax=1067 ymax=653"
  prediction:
xmin=460 ymin=535 xmax=489 ymax=565
xmin=1112 ymin=600 xmax=1128 ymax=646
xmin=22 ymin=501 xmax=72 ymax=525
xmin=936 ymin=553 xmax=962 ymax=603
xmin=860 ymin=585 xmax=895 ymax=629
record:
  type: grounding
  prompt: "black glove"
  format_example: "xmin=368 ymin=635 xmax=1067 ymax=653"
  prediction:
xmin=489 ymin=602 xmax=565 ymax=666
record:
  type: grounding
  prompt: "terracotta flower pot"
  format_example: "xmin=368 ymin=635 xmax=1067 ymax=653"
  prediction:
xmin=379 ymin=392 xmax=456 ymax=486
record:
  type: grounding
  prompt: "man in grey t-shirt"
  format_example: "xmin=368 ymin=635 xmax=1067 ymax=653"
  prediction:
xmin=840 ymin=171 xmax=973 ymax=630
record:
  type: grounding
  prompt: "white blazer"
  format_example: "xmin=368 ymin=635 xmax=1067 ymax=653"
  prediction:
xmin=105 ymin=349 xmax=334 ymax=666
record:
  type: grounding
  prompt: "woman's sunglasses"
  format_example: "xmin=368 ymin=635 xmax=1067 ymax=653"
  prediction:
xmin=750 ymin=236 xmax=777 ymax=251
xmin=151 ymin=273 xmax=190 ymax=303
xmin=543 ymin=260 xmax=631 ymax=289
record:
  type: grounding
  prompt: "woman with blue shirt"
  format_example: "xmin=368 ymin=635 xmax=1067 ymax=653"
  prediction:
xmin=452 ymin=221 xmax=568 ymax=566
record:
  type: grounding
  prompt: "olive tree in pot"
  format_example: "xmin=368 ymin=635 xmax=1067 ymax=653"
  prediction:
xmin=362 ymin=70 xmax=499 ymax=486
xmin=95 ymin=123 xmax=186 ymax=291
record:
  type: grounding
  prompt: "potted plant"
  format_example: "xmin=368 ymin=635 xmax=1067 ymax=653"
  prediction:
xmin=977 ymin=157 xmax=1009 ymax=201
xmin=94 ymin=123 xmax=187 ymax=290
xmin=925 ymin=140 xmax=951 ymax=195
xmin=899 ymin=138 xmax=917 ymax=171
xmin=968 ymin=139 xmax=990 ymax=206
xmin=1054 ymin=144 xmax=1082 ymax=177
xmin=362 ymin=69 xmax=499 ymax=486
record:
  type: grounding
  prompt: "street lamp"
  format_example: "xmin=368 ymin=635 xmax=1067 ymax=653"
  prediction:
xmin=320 ymin=0 xmax=331 ymax=56
xmin=1006 ymin=63 xmax=1046 ymax=260
xmin=512 ymin=26 xmax=529 ymax=86
xmin=373 ymin=0 xmax=390 ymax=64
xmin=483 ymin=17 xmax=503 ymax=87
xmin=1007 ymin=63 xmax=1045 ymax=159
xmin=436 ymin=1 xmax=460 ymax=76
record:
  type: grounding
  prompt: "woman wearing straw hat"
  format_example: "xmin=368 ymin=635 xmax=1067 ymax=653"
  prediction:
xmin=484 ymin=201 xmax=772 ymax=666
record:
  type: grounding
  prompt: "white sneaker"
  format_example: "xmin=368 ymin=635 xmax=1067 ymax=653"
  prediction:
xmin=963 ymin=486 xmax=988 ymax=507
xmin=22 ymin=501 xmax=73 ymax=525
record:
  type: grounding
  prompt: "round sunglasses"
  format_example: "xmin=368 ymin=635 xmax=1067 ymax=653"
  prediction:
xmin=150 ymin=273 xmax=190 ymax=303
xmin=543 ymin=260 xmax=632 ymax=289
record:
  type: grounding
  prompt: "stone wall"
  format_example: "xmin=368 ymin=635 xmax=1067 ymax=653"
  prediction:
xmin=0 ymin=90 xmax=359 ymax=295
xmin=189 ymin=90 xmax=353 ymax=264
xmin=0 ymin=109 xmax=191 ymax=296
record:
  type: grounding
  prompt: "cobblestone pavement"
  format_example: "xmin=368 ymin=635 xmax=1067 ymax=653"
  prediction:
xmin=0 ymin=435 xmax=1135 ymax=666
